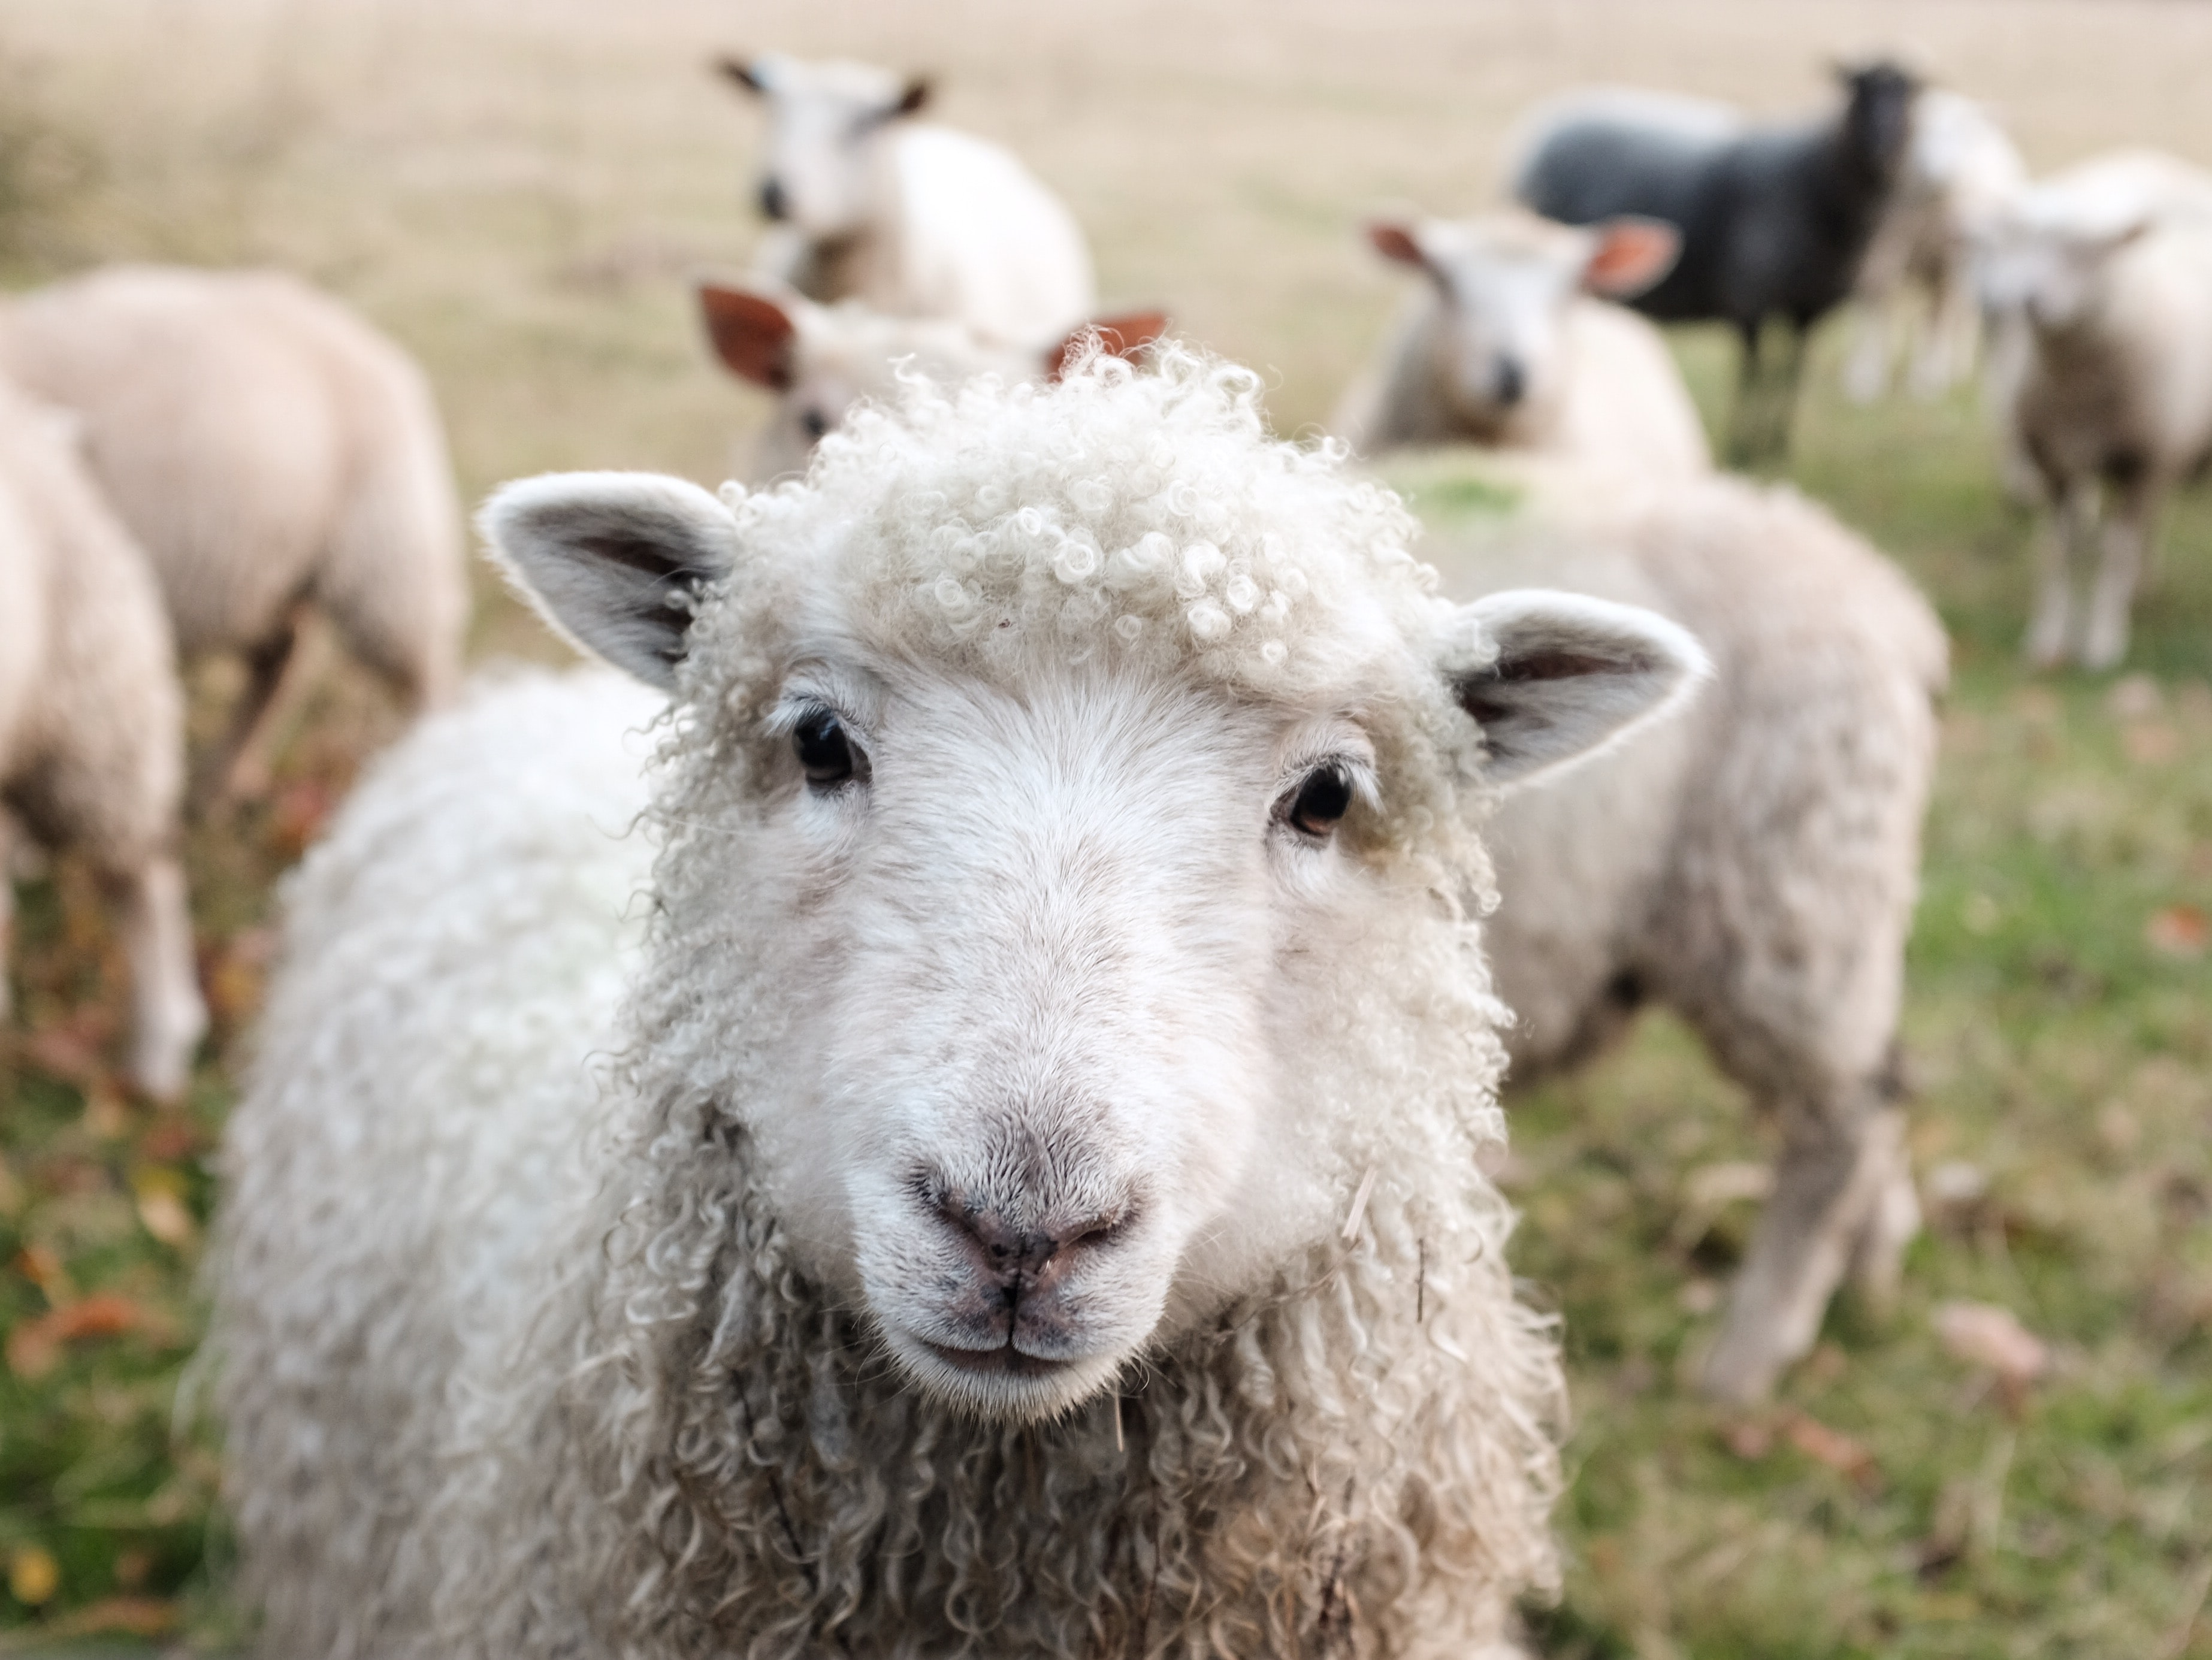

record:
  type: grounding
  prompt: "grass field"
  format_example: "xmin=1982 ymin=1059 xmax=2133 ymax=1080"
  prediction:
xmin=1 ymin=1 xmax=2210 ymax=1653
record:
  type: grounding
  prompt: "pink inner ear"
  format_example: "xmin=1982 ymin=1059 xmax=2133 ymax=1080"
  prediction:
xmin=698 ymin=285 xmax=796 ymax=389
xmin=1583 ymin=220 xmax=1681 ymax=298
xmin=1045 ymin=311 xmax=1170 ymax=382
xmin=1367 ymin=223 xmax=1428 ymax=269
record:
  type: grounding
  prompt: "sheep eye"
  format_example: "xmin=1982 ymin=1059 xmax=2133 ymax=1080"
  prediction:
xmin=1285 ymin=764 xmax=1353 ymax=838
xmin=794 ymin=708 xmax=857 ymax=787
xmin=800 ymin=408 xmax=831 ymax=440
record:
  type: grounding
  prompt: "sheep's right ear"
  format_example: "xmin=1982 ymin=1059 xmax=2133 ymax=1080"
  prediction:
xmin=699 ymin=283 xmax=801 ymax=389
xmin=1447 ymin=589 xmax=1710 ymax=791
xmin=481 ymin=473 xmax=739 ymax=691
xmin=717 ymin=56 xmax=770 ymax=94
xmin=1367 ymin=221 xmax=1435 ymax=274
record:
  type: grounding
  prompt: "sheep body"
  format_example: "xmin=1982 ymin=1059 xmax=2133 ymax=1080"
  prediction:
xmin=0 ymin=265 xmax=467 ymax=792
xmin=1337 ymin=211 xmax=1709 ymax=474
xmin=731 ymin=54 xmax=1095 ymax=346
xmin=1844 ymin=90 xmax=2027 ymax=402
xmin=1403 ymin=453 xmax=1946 ymax=1400
xmin=0 ymin=376 xmax=203 ymax=1097
xmin=1513 ymin=65 xmax=1918 ymax=459
xmin=1976 ymin=152 xmax=2212 ymax=667
xmin=216 ymin=350 xmax=1711 ymax=1658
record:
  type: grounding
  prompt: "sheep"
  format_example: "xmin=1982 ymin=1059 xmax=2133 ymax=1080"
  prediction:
xmin=211 ymin=346 xmax=1712 ymax=1659
xmin=718 ymin=53 xmax=1096 ymax=347
xmin=1842 ymin=90 xmax=2027 ymax=403
xmin=1513 ymin=62 xmax=1920 ymax=462
xmin=1974 ymin=152 xmax=2212 ymax=669
xmin=0 ymin=377 xmax=204 ymax=1100
xmin=0 ymin=265 xmax=467 ymax=800
xmin=697 ymin=277 xmax=1165 ymax=480
xmin=1333 ymin=210 xmax=1711 ymax=474
xmin=1391 ymin=452 xmax=1946 ymax=1404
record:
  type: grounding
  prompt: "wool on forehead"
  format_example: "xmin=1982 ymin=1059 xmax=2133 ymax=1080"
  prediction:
xmin=707 ymin=342 xmax=1462 ymax=700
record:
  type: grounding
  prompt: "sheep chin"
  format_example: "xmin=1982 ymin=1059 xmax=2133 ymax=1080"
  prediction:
xmin=878 ymin=1325 xmax=1129 ymax=1422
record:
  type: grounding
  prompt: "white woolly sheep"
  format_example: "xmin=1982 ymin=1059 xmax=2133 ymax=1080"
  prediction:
xmin=0 ymin=265 xmax=467 ymax=797
xmin=697 ymin=278 xmax=1164 ymax=480
xmin=0 ymin=377 xmax=204 ymax=1100
xmin=1974 ymin=152 xmax=2212 ymax=669
xmin=1335 ymin=211 xmax=1711 ymax=474
xmin=1842 ymin=89 xmax=2027 ymax=403
xmin=720 ymin=53 xmax=1096 ymax=347
xmin=213 ymin=347 xmax=1710 ymax=1659
xmin=1401 ymin=452 xmax=1946 ymax=1403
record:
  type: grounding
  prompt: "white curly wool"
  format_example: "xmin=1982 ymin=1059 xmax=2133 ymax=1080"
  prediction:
xmin=214 ymin=349 xmax=1708 ymax=1659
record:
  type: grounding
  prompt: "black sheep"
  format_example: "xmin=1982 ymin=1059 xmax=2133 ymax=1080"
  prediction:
xmin=1515 ymin=63 xmax=1920 ymax=462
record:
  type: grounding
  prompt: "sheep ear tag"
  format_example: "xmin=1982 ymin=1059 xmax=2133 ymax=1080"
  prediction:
xmin=480 ymin=472 xmax=739 ymax=692
xmin=1449 ymin=589 xmax=1711 ymax=791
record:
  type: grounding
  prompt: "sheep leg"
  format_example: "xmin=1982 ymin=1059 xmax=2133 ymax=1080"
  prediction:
xmin=1912 ymin=255 xmax=1977 ymax=400
xmin=200 ymin=609 xmax=308 ymax=806
xmin=1842 ymin=1107 xmax=1919 ymax=1311
xmin=2024 ymin=479 xmax=2094 ymax=670
xmin=2080 ymin=474 xmax=2159 ymax=672
xmin=1701 ymin=1097 xmax=1897 ymax=1404
xmin=1726 ymin=322 xmax=1769 ymax=466
xmin=1842 ymin=299 xmax=1895 ymax=406
xmin=105 ymin=852 xmax=206 ymax=1102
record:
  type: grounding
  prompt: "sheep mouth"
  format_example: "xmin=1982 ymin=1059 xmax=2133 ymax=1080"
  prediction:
xmin=917 ymin=1338 xmax=1076 ymax=1380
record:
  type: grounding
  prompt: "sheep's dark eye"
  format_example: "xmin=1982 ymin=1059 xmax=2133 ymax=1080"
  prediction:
xmin=794 ymin=708 xmax=857 ymax=787
xmin=800 ymin=408 xmax=831 ymax=440
xmin=1285 ymin=764 xmax=1353 ymax=838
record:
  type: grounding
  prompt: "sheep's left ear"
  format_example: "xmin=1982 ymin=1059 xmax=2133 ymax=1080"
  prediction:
xmin=892 ymin=76 xmax=930 ymax=117
xmin=1446 ymin=589 xmax=1710 ymax=791
xmin=481 ymin=473 xmax=739 ymax=691
xmin=1043 ymin=310 xmax=1169 ymax=381
xmin=1581 ymin=217 xmax=1681 ymax=299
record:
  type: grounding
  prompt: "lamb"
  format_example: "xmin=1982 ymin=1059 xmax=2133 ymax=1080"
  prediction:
xmin=1974 ymin=152 xmax=2212 ymax=669
xmin=719 ymin=53 xmax=1096 ymax=347
xmin=697 ymin=278 xmax=1164 ymax=480
xmin=1400 ymin=453 xmax=1946 ymax=1402
xmin=1333 ymin=210 xmax=1711 ymax=474
xmin=1842 ymin=89 xmax=2027 ymax=403
xmin=0 ymin=376 xmax=204 ymax=1100
xmin=1513 ymin=62 xmax=1920 ymax=462
xmin=0 ymin=265 xmax=467 ymax=799
xmin=211 ymin=346 xmax=1711 ymax=1659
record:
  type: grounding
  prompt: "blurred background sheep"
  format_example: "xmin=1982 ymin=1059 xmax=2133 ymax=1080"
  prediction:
xmin=2 ymin=2 xmax=2211 ymax=1655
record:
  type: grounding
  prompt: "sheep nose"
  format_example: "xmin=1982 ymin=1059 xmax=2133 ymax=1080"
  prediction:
xmin=1494 ymin=355 xmax=1527 ymax=407
xmin=936 ymin=1196 xmax=1129 ymax=1291
xmin=759 ymin=177 xmax=788 ymax=221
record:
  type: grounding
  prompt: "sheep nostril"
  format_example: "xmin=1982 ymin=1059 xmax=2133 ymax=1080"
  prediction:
xmin=933 ymin=1193 xmax=1134 ymax=1284
xmin=1495 ymin=356 xmax=1527 ymax=407
xmin=759 ymin=177 xmax=788 ymax=221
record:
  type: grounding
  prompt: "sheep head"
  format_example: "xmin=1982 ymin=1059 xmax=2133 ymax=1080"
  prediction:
xmin=484 ymin=351 xmax=1705 ymax=1422
xmin=718 ymin=53 xmax=928 ymax=238
xmin=1367 ymin=211 xmax=1678 ymax=436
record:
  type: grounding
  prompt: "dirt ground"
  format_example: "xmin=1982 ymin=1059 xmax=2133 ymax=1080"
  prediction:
xmin=3 ymin=1 xmax=2212 ymax=1655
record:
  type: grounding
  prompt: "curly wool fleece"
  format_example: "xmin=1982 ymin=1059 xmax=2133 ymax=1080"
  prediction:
xmin=218 ymin=346 xmax=1566 ymax=1660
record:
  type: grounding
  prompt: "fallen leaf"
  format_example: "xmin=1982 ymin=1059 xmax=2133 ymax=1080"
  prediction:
xmin=21 ymin=1022 xmax=106 ymax=1085
xmin=2147 ymin=905 xmax=2210 ymax=959
xmin=5 ymin=1292 xmax=152 ymax=1380
xmin=270 ymin=780 xmax=337 ymax=858
xmin=138 ymin=1114 xmax=204 ymax=1163
xmin=1723 ymin=1417 xmax=1773 ymax=1460
xmin=7 ymin=1544 xmax=58 ymax=1605
xmin=1933 ymin=1301 xmax=2049 ymax=1390
xmin=1785 ymin=1411 xmax=1881 ymax=1490
xmin=2124 ymin=722 xmax=2181 ymax=765
xmin=43 ymin=1596 xmax=179 ymax=1638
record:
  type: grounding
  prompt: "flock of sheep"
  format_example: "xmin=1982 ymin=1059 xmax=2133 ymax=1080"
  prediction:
xmin=1 ymin=40 xmax=2207 ymax=1660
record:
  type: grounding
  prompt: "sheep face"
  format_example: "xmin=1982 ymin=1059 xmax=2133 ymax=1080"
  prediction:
xmin=720 ymin=53 xmax=926 ymax=241
xmin=1975 ymin=211 xmax=2148 ymax=334
xmin=1368 ymin=214 xmax=1679 ymax=435
xmin=485 ymin=355 xmax=1705 ymax=1422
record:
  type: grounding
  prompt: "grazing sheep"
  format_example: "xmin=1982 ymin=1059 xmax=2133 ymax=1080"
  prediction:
xmin=1514 ymin=62 xmax=1920 ymax=461
xmin=1975 ymin=152 xmax=2212 ymax=669
xmin=1334 ymin=210 xmax=1711 ymax=474
xmin=1394 ymin=451 xmax=1946 ymax=1402
xmin=0 ymin=378 xmax=204 ymax=1100
xmin=213 ymin=347 xmax=1710 ymax=1658
xmin=719 ymin=53 xmax=1095 ymax=346
xmin=0 ymin=265 xmax=467 ymax=799
xmin=1843 ymin=90 xmax=2027 ymax=403
xmin=697 ymin=278 xmax=1164 ymax=480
